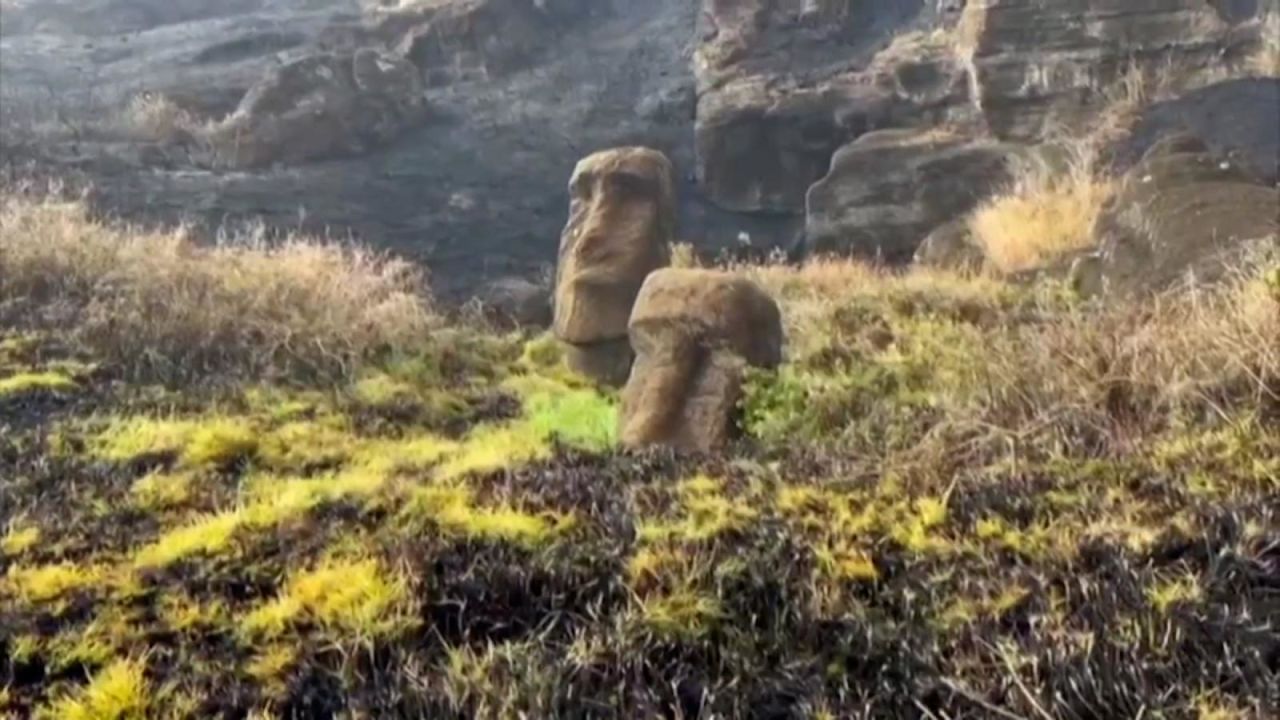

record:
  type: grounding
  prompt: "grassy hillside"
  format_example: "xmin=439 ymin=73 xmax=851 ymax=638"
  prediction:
xmin=1 ymin=192 xmax=1277 ymax=719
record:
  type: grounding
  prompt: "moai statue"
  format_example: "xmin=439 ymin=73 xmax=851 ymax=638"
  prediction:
xmin=620 ymin=268 xmax=783 ymax=453
xmin=553 ymin=147 xmax=674 ymax=385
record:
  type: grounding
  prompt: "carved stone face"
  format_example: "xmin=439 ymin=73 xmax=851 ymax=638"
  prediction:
xmin=553 ymin=147 xmax=674 ymax=346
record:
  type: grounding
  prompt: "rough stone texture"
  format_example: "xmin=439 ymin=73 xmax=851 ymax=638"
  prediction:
xmin=694 ymin=2 xmax=972 ymax=214
xmin=553 ymin=147 xmax=674 ymax=383
xmin=1 ymin=0 xmax=794 ymax=300
xmin=0 ymin=0 xmax=1274 ymax=297
xmin=961 ymin=0 xmax=1265 ymax=140
xmin=208 ymin=48 xmax=424 ymax=168
xmin=913 ymin=218 xmax=985 ymax=272
xmin=1093 ymin=133 xmax=1279 ymax=293
xmin=478 ymin=275 xmax=552 ymax=329
xmin=621 ymin=268 xmax=783 ymax=453
xmin=805 ymin=129 xmax=1018 ymax=260
xmin=1115 ymin=78 xmax=1280 ymax=186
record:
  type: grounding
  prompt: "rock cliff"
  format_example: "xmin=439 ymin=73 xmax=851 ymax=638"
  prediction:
xmin=1 ymin=0 xmax=1273 ymax=297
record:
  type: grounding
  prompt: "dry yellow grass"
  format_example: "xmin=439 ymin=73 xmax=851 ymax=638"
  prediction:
xmin=967 ymin=143 xmax=1114 ymax=274
xmin=1246 ymin=13 xmax=1279 ymax=77
xmin=119 ymin=93 xmax=199 ymax=145
xmin=0 ymin=192 xmax=435 ymax=378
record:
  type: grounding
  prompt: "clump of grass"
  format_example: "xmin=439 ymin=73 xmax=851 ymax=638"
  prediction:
xmin=239 ymin=557 xmax=413 ymax=640
xmin=1148 ymin=573 xmax=1203 ymax=614
xmin=633 ymin=588 xmax=723 ymax=642
xmin=36 ymin=657 xmax=149 ymax=720
xmin=1 ymin=522 xmax=41 ymax=557
xmin=132 ymin=511 xmax=243 ymax=569
xmin=638 ymin=475 xmax=759 ymax=543
xmin=967 ymin=143 xmax=1113 ymax=273
xmin=180 ymin=417 xmax=259 ymax=468
xmin=1245 ymin=13 xmax=1279 ymax=77
xmin=0 ymin=370 xmax=77 ymax=396
xmin=258 ymin=418 xmax=355 ymax=471
xmin=118 ymin=93 xmax=200 ymax=146
xmin=6 ymin=562 xmax=109 ymax=603
xmin=129 ymin=471 xmax=195 ymax=511
xmin=87 ymin=416 xmax=201 ymax=464
xmin=0 ymin=192 xmax=435 ymax=379
xmin=402 ymin=482 xmax=574 ymax=548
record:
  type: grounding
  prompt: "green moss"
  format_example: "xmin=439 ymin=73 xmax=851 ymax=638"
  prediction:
xmin=511 ymin=375 xmax=617 ymax=453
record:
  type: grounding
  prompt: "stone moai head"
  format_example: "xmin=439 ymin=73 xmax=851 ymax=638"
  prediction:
xmin=553 ymin=147 xmax=675 ymax=384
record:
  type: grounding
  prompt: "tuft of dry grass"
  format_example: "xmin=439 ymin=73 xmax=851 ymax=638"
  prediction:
xmin=966 ymin=142 xmax=1114 ymax=274
xmin=118 ymin=93 xmax=200 ymax=146
xmin=0 ymin=192 xmax=435 ymax=379
xmin=1245 ymin=13 xmax=1279 ymax=77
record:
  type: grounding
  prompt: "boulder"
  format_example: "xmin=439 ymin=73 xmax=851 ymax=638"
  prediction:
xmin=914 ymin=219 xmax=986 ymax=272
xmin=1115 ymin=78 xmax=1280 ymax=186
xmin=620 ymin=268 xmax=783 ymax=453
xmin=805 ymin=129 xmax=1019 ymax=261
xmin=386 ymin=0 xmax=601 ymax=86
xmin=553 ymin=147 xmax=675 ymax=384
xmin=208 ymin=48 xmax=425 ymax=168
xmin=1093 ymin=134 xmax=1279 ymax=293
xmin=478 ymin=276 xmax=552 ymax=329
xmin=961 ymin=0 xmax=1265 ymax=140
xmin=693 ymin=3 xmax=974 ymax=214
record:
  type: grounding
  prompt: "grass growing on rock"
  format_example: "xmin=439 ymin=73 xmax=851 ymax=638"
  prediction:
xmin=1 ymin=193 xmax=1276 ymax=718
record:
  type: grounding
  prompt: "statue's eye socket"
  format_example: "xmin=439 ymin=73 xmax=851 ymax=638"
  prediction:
xmin=570 ymin=173 xmax=593 ymax=198
xmin=609 ymin=173 xmax=651 ymax=195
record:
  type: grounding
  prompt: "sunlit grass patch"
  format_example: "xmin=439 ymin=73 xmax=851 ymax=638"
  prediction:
xmin=157 ymin=593 xmax=228 ymax=635
xmin=2 ymin=522 xmax=41 ymax=557
xmin=245 ymin=643 xmax=298 ymax=697
xmin=132 ymin=511 xmax=244 ymax=569
xmin=402 ymin=483 xmax=575 ymax=548
xmin=350 ymin=433 xmax=457 ymax=474
xmin=435 ymin=424 xmax=551 ymax=481
xmin=632 ymin=588 xmax=723 ymax=642
xmin=5 ymin=561 xmax=110 ymax=604
xmin=512 ymin=375 xmax=617 ymax=453
xmin=35 ymin=657 xmax=149 ymax=720
xmin=1148 ymin=572 xmax=1203 ymax=614
xmin=638 ymin=476 xmax=759 ymax=543
xmin=258 ymin=417 xmax=356 ymax=471
xmin=129 ymin=471 xmax=195 ymax=511
xmin=0 ymin=370 xmax=77 ymax=397
xmin=239 ymin=558 xmax=414 ymax=641
xmin=87 ymin=416 xmax=202 ymax=463
xmin=180 ymin=417 xmax=259 ymax=468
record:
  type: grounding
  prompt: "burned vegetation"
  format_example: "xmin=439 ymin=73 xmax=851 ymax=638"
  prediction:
xmin=1 ymin=195 xmax=1278 ymax=719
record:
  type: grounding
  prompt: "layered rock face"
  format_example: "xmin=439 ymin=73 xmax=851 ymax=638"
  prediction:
xmin=620 ymin=268 xmax=783 ymax=453
xmin=0 ymin=0 xmax=1274 ymax=297
xmin=695 ymin=0 xmax=1269 ymax=260
xmin=208 ymin=49 xmax=425 ymax=168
